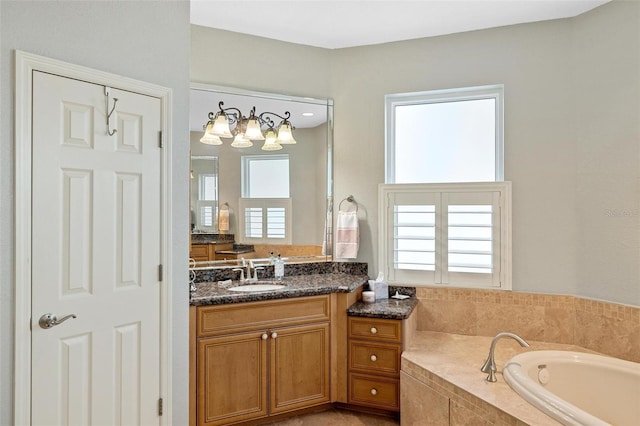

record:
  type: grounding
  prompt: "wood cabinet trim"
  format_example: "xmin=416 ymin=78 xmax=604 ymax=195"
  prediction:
xmin=348 ymin=317 xmax=402 ymax=343
xmin=348 ymin=373 xmax=400 ymax=410
xmin=269 ymin=322 xmax=331 ymax=414
xmin=198 ymin=295 xmax=331 ymax=337
xmin=348 ymin=340 xmax=401 ymax=376
xmin=197 ymin=331 xmax=269 ymax=425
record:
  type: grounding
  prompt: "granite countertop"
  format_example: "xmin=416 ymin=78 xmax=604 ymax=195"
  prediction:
xmin=215 ymin=249 xmax=254 ymax=255
xmin=191 ymin=241 xmax=231 ymax=245
xmin=347 ymin=297 xmax=418 ymax=320
xmin=190 ymin=273 xmax=368 ymax=306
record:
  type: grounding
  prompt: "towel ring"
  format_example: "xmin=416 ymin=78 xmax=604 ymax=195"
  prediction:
xmin=339 ymin=195 xmax=358 ymax=212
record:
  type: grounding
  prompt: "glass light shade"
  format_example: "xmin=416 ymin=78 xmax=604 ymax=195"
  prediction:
xmin=200 ymin=124 xmax=223 ymax=145
xmin=277 ymin=123 xmax=296 ymax=144
xmin=261 ymin=130 xmax=282 ymax=151
xmin=230 ymin=134 xmax=253 ymax=148
xmin=200 ymin=133 xmax=223 ymax=145
xmin=244 ymin=118 xmax=265 ymax=140
xmin=264 ymin=128 xmax=277 ymax=144
xmin=211 ymin=114 xmax=233 ymax=138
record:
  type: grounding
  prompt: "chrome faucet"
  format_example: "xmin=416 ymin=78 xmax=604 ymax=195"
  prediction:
xmin=232 ymin=268 xmax=246 ymax=282
xmin=481 ymin=332 xmax=530 ymax=382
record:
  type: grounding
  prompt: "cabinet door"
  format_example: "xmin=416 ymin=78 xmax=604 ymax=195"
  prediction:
xmin=270 ymin=323 xmax=330 ymax=414
xmin=198 ymin=331 xmax=268 ymax=425
xmin=190 ymin=244 xmax=209 ymax=262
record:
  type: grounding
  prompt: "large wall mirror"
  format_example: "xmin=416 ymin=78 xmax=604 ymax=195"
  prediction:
xmin=189 ymin=84 xmax=333 ymax=266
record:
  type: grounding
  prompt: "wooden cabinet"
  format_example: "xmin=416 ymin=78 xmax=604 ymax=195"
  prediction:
xmin=347 ymin=317 xmax=407 ymax=412
xmin=190 ymin=244 xmax=210 ymax=262
xmin=194 ymin=296 xmax=331 ymax=425
xmin=189 ymin=242 xmax=234 ymax=262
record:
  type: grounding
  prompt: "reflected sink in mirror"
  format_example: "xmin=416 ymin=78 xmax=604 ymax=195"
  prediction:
xmin=228 ymin=284 xmax=286 ymax=292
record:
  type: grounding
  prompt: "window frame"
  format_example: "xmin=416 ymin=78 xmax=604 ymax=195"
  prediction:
xmin=378 ymin=182 xmax=512 ymax=290
xmin=384 ymin=84 xmax=504 ymax=184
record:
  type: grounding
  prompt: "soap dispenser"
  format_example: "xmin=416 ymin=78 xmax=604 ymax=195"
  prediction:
xmin=274 ymin=254 xmax=284 ymax=280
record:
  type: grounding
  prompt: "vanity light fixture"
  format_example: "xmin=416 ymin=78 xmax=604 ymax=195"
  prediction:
xmin=200 ymin=101 xmax=296 ymax=151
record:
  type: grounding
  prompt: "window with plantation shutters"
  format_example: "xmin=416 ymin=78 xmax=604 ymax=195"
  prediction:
xmin=380 ymin=182 xmax=511 ymax=289
xmin=239 ymin=198 xmax=292 ymax=244
xmin=240 ymin=154 xmax=292 ymax=244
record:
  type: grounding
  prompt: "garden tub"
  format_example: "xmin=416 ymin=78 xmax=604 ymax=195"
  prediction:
xmin=503 ymin=350 xmax=640 ymax=426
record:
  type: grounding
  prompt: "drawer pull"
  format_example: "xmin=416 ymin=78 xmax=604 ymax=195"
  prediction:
xmin=261 ymin=333 xmax=268 ymax=340
xmin=370 ymin=388 xmax=378 ymax=396
xmin=370 ymin=354 xmax=377 ymax=362
xmin=271 ymin=332 xmax=278 ymax=339
xmin=370 ymin=327 xmax=378 ymax=334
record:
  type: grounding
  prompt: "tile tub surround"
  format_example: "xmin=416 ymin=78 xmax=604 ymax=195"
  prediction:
xmin=401 ymin=332 xmax=600 ymax=426
xmin=415 ymin=287 xmax=640 ymax=363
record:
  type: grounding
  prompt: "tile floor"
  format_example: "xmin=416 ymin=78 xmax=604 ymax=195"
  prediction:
xmin=263 ymin=409 xmax=400 ymax=425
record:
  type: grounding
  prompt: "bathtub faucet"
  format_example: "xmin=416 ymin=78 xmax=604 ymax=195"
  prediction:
xmin=481 ymin=332 xmax=530 ymax=382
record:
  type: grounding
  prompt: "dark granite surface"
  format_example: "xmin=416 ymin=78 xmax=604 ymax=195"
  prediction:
xmin=190 ymin=273 xmax=368 ymax=306
xmin=347 ymin=297 xmax=418 ymax=320
xmin=192 ymin=261 xmax=368 ymax=284
xmin=190 ymin=233 xmax=234 ymax=244
xmin=215 ymin=249 xmax=255 ymax=255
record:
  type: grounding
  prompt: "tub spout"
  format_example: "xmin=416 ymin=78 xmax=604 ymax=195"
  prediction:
xmin=481 ymin=332 xmax=530 ymax=382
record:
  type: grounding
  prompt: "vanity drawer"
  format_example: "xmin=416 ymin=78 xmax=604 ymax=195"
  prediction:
xmin=197 ymin=295 xmax=330 ymax=337
xmin=348 ymin=373 xmax=399 ymax=410
xmin=348 ymin=317 xmax=402 ymax=343
xmin=349 ymin=341 xmax=401 ymax=376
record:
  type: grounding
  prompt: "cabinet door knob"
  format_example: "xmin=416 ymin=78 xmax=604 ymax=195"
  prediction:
xmin=370 ymin=388 xmax=378 ymax=396
xmin=370 ymin=354 xmax=377 ymax=362
xmin=261 ymin=333 xmax=268 ymax=340
xmin=370 ymin=327 xmax=377 ymax=334
xmin=271 ymin=332 xmax=278 ymax=339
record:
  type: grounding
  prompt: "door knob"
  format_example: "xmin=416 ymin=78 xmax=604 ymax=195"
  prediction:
xmin=39 ymin=313 xmax=77 ymax=329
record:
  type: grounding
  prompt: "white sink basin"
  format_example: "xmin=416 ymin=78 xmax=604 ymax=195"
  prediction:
xmin=228 ymin=284 xmax=285 ymax=292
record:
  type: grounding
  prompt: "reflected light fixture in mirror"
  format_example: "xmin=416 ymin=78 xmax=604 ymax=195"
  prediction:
xmin=200 ymin=101 xmax=297 ymax=151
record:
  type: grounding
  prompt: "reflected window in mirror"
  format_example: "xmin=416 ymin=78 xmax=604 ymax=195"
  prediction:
xmin=240 ymin=154 xmax=292 ymax=244
xmin=191 ymin=156 xmax=219 ymax=233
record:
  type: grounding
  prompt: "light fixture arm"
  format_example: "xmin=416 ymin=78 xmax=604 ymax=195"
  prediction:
xmin=257 ymin=110 xmax=292 ymax=128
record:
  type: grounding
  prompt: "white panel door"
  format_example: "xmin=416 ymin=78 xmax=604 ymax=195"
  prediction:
xmin=31 ymin=71 xmax=162 ymax=426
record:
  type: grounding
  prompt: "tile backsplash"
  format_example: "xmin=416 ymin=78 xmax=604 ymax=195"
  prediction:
xmin=415 ymin=287 xmax=639 ymax=363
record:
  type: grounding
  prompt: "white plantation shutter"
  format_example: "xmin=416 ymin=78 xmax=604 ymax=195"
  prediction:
xmin=239 ymin=198 xmax=292 ymax=244
xmin=380 ymin=182 xmax=511 ymax=289
xmin=443 ymin=191 xmax=502 ymax=288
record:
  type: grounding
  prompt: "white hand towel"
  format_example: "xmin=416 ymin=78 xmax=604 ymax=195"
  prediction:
xmin=218 ymin=208 xmax=229 ymax=232
xmin=335 ymin=210 xmax=359 ymax=259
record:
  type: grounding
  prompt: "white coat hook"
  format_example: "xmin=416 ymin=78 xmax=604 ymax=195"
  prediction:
xmin=104 ymin=86 xmax=118 ymax=136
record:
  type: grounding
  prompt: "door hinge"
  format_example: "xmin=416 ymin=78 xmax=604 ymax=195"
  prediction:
xmin=158 ymin=397 xmax=163 ymax=416
xmin=158 ymin=264 xmax=163 ymax=282
xmin=158 ymin=130 xmax=163 ymax=148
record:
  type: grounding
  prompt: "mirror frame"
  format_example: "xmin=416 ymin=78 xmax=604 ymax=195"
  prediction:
xmin=190 ymin=82 xmax=334 ymax=266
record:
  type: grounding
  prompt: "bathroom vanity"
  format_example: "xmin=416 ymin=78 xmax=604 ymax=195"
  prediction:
xmin=189 ymin=270 xmax=417 ymax=425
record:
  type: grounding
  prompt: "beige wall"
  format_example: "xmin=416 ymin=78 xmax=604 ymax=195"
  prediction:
xmin=189 ymin=124 xmax=327 ymax=245
xmin=1 ymin=1 xmax=191 ymax=424
xmin=190 ymin=0 xmax=639 ymax=307
xmin=572 ymin=1 xmax=640 ymax=304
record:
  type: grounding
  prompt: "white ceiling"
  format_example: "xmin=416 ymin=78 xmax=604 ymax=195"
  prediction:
xmin=190 ymin=0 xmax=610 ymax=50
xmin=191 ymin=89 xmax=329 ymax=131
xmin=190 ymin=0 xmax=610 ymax=132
